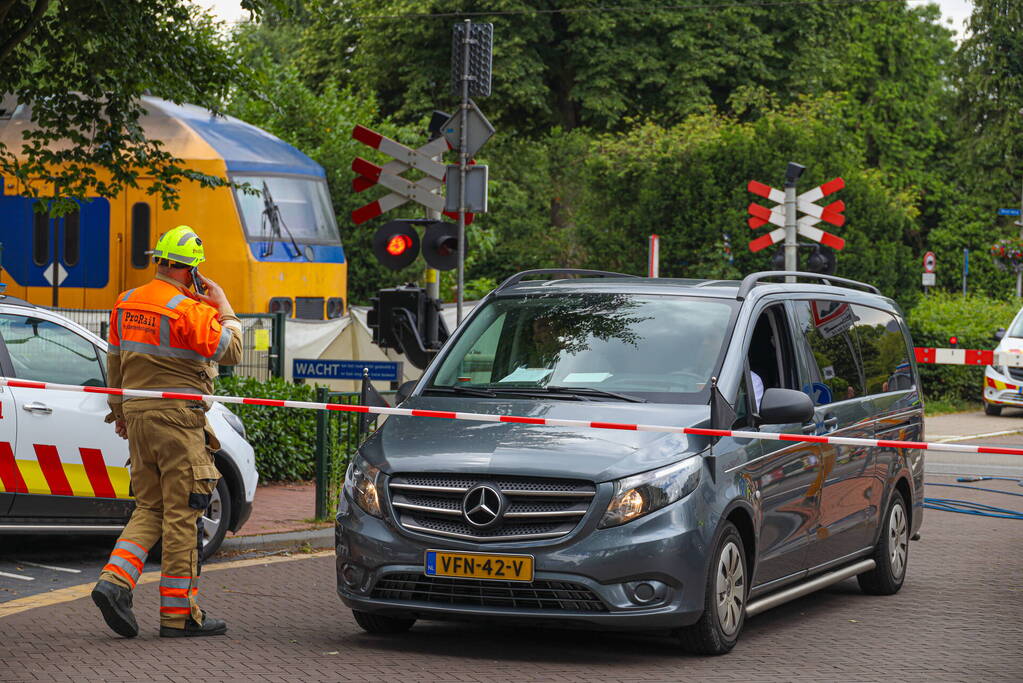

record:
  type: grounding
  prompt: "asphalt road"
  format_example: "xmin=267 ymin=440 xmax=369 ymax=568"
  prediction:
xmin=1 ymin=475 xmax=1021 ymax=682
xmin=0 ymin=534 xmax=292 ymax=602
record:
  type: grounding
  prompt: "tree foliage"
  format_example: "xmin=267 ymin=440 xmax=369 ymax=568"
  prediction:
xmin=0 ymin=0 xmax=284 ymax=214
xmin=221 ymin=1 xmax=1023 ymax=307
xmin=563 ymin=96 xmax=920 ymax=309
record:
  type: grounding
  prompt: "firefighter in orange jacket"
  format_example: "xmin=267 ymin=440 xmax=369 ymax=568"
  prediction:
xmin=91 ymin=226 xmax=243 ymax=638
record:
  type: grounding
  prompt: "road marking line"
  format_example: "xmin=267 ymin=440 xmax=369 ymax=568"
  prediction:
xmin=0 ymin=571 xmax=34 ymax=581
xmin=0 ymin=549 xmax=332 ymax=618
xmin=16 ymin=561 xmax=82 ymax=574
xmin=935 ymin=428 xmax=1023 ymax=444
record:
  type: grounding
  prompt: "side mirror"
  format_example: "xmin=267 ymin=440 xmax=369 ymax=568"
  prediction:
xmin=759 ymin=388 xmax=814 ymax=425
xmin=995 ymin=328 xmax=1006 ymax=341
xmin=395 ymin=380 xmax=418 ymax=405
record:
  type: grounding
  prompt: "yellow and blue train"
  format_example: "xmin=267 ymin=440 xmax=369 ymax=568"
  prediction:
xmin=0 ymin=96 xmax=346 ymax=318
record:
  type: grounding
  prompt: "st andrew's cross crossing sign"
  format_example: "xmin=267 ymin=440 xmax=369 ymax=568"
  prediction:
xmin=350 ymin=125 xmax=474 ymax=225
xmin=746 ymin=178 xmax=847 ymax=253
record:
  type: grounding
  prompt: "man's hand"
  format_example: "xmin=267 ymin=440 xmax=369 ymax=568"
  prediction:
xmin=194 ymin=274 xmax=231 ymax=312
xmin=114 ymin=419 xmax=128 ymax=440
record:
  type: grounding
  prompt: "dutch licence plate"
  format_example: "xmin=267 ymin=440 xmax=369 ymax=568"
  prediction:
xmin=425 ymin=550 xmax=534 ymax=582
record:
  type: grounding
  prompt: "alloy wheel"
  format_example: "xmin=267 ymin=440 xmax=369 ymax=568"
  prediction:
xmin=889 ymin=502 xmax=908 ymax=579
xmin=202 ymin=486 xmax=222 ymax=550
xmin=715 ymin=541 xmax=745 ymax=636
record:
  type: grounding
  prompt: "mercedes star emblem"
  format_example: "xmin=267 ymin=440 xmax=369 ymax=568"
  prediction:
xmin=462 ymin=484 xmax=505 ymax=528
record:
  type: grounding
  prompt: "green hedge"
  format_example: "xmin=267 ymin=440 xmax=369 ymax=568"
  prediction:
xmin=906 ymin=292 xmax=1019 ymax=404
xmin=215 ymin=376 xmax=320 ymax=483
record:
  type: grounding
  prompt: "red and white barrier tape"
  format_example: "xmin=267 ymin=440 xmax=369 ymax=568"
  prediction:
xmin=914 ymin=347 xmax=1023 ymax=367
xmin=3 ymin=377 xmax=1023 ymax=457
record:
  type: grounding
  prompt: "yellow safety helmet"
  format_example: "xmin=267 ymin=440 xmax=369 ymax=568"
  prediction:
xmin=151 ymin=225 xmax=206 ymax=267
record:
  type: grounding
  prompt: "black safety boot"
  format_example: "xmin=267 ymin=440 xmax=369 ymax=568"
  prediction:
xmin=91 ymin=580 xmax=139 ymax=638
xmin=159 ymin=612 xmax=227 ymax=638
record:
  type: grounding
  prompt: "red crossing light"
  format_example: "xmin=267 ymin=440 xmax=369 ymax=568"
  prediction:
xmin=949 ymin=336 xmax=959 ymax=348
xmin=372 ymin=221 xmax=420 ymax=270
xmin=386 ymin=234 xmax=413 ymax=256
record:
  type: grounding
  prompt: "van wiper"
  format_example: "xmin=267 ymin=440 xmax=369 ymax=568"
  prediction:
xmin=424 ymin=385 xmax=498 ymax=398
xmin=542 ymin=386 xmax=647 ymax=403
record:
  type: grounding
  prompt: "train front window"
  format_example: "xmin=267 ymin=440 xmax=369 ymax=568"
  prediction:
xmin=232 ymin=175 xmax=340 ymax=246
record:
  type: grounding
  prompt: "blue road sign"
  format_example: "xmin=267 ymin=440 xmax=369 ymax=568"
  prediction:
xmin=292 ymin=359 xmax=402 ymax=382
xmin=998 ymin=208 xmax=1022 ymax=216
xmin=803 ymin=382 xmax=832 ymax=406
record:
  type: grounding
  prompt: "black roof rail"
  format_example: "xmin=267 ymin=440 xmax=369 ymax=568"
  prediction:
xmin=737 ymin=271 xmax=880 ymax=300
xmin=495 ymin=269 xmax=639 ymax=292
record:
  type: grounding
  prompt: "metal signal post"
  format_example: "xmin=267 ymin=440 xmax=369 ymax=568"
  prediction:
xmin=456 ymin=19 xmax=471 ymax=324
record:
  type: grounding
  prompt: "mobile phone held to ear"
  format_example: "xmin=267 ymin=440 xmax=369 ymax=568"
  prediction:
xmin=191 ymin=267 xmax=207 ymax=295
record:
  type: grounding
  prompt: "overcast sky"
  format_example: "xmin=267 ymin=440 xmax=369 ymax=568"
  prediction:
xmin=199 ymin=0 xmax=977 ymax=40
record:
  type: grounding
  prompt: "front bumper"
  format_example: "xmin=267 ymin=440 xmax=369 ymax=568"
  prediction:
xmin=335 ymin=493 xmax=711 ymax=631
xmin=983 ymin=367 xmax=1023 ymax=407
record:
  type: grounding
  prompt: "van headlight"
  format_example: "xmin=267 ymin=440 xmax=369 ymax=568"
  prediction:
xmin=345 ymin=454 xmax=383 ymax=518
xmin=600 ymin=457 xmax=702 ymax=528
xmin=992 ymin=365 xmax=1008 ymax=377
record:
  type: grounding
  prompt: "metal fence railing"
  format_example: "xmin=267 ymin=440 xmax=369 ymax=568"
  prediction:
xmin=314 ymin=388 xmax=396 ymax=520
xmin=51 ymin=308 xmax=285 ymax=381
xmin=221 ymin=313 xmax=286 ymax=381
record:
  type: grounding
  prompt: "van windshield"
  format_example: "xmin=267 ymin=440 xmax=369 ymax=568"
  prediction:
xmin=430 ymin=293 xmax=737 ymax=403
xmin=232 ymin=174 xmax=340 ymax=245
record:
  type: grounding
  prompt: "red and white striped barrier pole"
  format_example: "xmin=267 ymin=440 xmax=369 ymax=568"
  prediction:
xmin=913 ymin=347 xmax=1023 ymax=367
xmin=648 ymin=234 xmax=659 ymax=278
xmin=4 ymin=378 xmax=1023 ymax=457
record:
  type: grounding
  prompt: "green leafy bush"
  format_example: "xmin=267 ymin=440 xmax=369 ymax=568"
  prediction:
xmin=215 ymin=376 xmax=321 ymax=483
xmin=907 ymin=292 xmax=1019 ymax=404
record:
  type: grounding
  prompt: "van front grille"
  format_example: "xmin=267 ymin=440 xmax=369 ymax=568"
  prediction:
xmin=388 ymin=473 xmax=595 ymax=542
xmin=371 ymin=573 xmax=608 ymax=612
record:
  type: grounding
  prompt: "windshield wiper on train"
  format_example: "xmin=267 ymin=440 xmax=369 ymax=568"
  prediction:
xmin=542 ymin=386 xmax=647 ymax=403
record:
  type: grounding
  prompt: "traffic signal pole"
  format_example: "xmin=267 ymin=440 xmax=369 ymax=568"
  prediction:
xmin=455 ymin=19 xmax=473 ymax=324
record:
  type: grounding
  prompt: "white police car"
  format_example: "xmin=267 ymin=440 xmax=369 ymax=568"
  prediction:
xmin=0 ymin=295 xmax=257 ymax=558
xmin=983 ymin=308 xmax=1023 ymax=416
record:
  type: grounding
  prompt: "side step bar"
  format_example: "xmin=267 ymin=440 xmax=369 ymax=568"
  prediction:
xmin=746 ymin=559 xmax=876 ymax=618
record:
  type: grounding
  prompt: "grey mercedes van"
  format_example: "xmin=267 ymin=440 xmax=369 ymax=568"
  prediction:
xmin=336 ymin=270 xmax=923 ymax=654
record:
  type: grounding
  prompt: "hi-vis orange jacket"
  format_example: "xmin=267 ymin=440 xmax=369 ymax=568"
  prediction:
xmin=106 ymin=274 xmax=242 ymax=419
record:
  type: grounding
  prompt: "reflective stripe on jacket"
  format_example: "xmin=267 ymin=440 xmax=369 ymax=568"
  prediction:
xmin=106 ymin=275 xmax=242 ymax=419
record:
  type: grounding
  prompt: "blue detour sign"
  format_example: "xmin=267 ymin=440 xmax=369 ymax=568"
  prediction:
xmin=293 ymin=359 xmax=402 ymax=382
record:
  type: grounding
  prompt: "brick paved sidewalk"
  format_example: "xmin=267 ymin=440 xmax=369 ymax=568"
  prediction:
xmin=1 ymin=475 xmax=1020 ymax=682
xmin=235 ymin=481 xmax=330 ymax=536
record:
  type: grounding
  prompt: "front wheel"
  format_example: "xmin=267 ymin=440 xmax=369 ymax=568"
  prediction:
xmin=984 ymin=403 xmax=1002 ymax=416
xmin=200 ymin=478 xmax=231 ymax=561
xmin=857 ymin=493 xmax=909 ymax=595
xmin=678 ymin=522 xmax=747 ymax=655
xmin=352 ymin=610 xmax=416 ymax=634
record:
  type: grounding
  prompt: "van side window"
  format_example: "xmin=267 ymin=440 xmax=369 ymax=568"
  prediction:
xmin=0 ymin=315 xmax=105 ymax=387
xmin=131 ymin=202 xmax=151 ymax=269
xmin=849 ymin=304 xmax=915 ymax=394
xmin=745 ymin=304 xmax=798 ymax=409
xmin=793 ymin=300 xmax=865 ymax=404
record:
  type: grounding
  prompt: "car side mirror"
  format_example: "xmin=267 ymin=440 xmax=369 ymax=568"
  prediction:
xmin=758 ymin=388 xmax=814 ymax=425
xmin=995 ymin=328 xmax=1006 ymax=341
xmin=395 ymin=380 xmax=418 ymax=405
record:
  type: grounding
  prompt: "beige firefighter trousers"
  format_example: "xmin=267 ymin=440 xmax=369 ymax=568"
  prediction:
xmin=99 ymin=403 xmax=220 ymax=628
